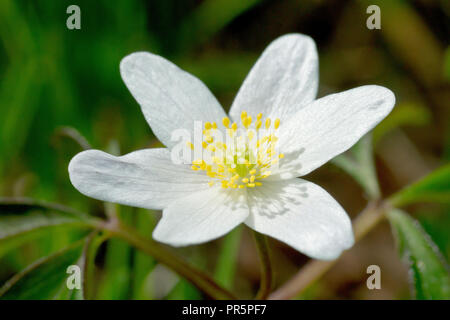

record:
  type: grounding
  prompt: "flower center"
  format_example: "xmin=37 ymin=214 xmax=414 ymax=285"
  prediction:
xmin=187 ymin=111 xmax=283 ymax=189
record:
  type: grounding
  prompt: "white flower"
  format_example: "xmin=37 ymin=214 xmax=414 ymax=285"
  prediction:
xmin=69 ymin=34 xmax=395 ymax=260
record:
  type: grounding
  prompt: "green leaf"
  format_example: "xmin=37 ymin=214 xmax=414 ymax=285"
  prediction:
xmin=80 ymin=231 xmax=109 ymax=300
xmin=214 ymin=226 xmax=243 ymax=289
xmin=387 ymin=209 xmax=450 ymax=299
xmin=389 ymin=164 xmax=450 ymax=207
xmin=373 ymin=102 xmax=431 ymax=146
xmin=178 ymin=0 xmax=262 ymax=51
xmin=0 ymin=198 xmax=96 ymax=257
xmin=0 ymin=240 xmax=84 ymax=299
xmin=97 ymin=205 xmax=132 ymax=300
xmin=131 ymin=209 xmax=157 ymax=300
xmin=331 ymin=134 xmax=380 ymax=199
xmin=167 ymin=278 xmax=202 ymax=300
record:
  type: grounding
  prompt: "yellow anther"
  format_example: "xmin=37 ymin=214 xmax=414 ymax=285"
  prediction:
xmin=245 ymin=116 xmax=252 ymax=128
xmin=241 ymin=111 xmax=247 ymax=121
xmin=205 ymin=135 xmax=213 ymax=143
xmin=255 ymin=182 xmax=262 ymax=186
xmin=187 ymin=142 xmax=194 ymax=150
xmin=265 ymin=118 xmax=271 ymax=129
xmin=191 ymin=165 xmax=199 ymax=171
xmin=274 ymin=118 xmax=280 ymax=129
xmin=231 ymin=123 xmax=237 ymax=131
xmin=256 ymin=120 xmax=262 ymax=130
xmin=257 ymin=113 xmax=263 ymax=120
xmin=278 ymin=153 xmax=284 ymax=159
xmin=242 ymin=178 xmax=249 ymax=183
xmin=202 ymin=141 xmax=208 ymax=149
xmin=249 ymin=169 xmax=256 ymax=175
xmin=222 ymin=117 xmax=230 ymax=128
xmin=238 ymin=185 xmax=245 ymax=189
xmin=247 ymin=183 xmax=255 ymax=188
xmin=205 ymin=122 xmax=212 ymax=130
xmin=207 ymin=172 xmax=216 ymax=178
xmin=207 ymin=145 xmax=216 ymax=152
xmin=212 ymin=122 xmax=218 ymax=129
xmin=250 ymin=175 xmax=255 ymax=183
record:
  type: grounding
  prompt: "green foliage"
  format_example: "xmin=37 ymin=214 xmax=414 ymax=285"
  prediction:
xmin=178 ymin=0 xmax=262 ymax=52
xmin=0 ymin=241 xmax=84 ymax=299
xmin=0 ymin=0 xmax=448 ymax=301
xmin=0 ymin=198 xmax=94 ymax=258
xmin=390 ymin=164 xmax=450 ymax=207
xmin=332 ymin=134 xmax=380 ymax=199
xmin=214 ymin=226 xmax=243 ymax=289
xmin=372 ymin=102 xmax=432 ymax=146
xmin=387 ymin=209 xmax=450 ymax=299
xmin=131 ymin=209 xmax=157 ymax=300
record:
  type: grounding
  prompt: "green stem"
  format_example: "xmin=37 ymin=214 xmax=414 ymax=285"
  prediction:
xmin=252 ymin=230 xmax=273 ymax=300
xmin=102 ymin=221 xmax=236 ymax=300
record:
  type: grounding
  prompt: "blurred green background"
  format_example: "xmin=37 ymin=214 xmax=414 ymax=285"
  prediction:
xmin=0 ymin=0 xmax=449 ymax=299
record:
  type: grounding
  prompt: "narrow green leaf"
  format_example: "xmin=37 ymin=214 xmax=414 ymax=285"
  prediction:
xmin=131 ymin=209 xmax=157 ymax=300
xmin=331 ymin=134 xmax=380 ymax=199
xmin=97 ymin=205 xmax=132 ymax=300
xmin=389 ymin=164 xmax=450 ymax=207
xmin=0 ymin=198 xmax=96 ymax=257
xmin=0 ymin=241 xmax=84 ymax=299
xmin=167 ymin=278 xmax=202 ymax=300
xmin=373 ymin=102 xmax=431 ymax=146
xmin=80 ymin=231 xmax=109 ymax=300
xmin=178 ymin=0 xmax=262 ymax=51
xmin=387 ymin=209 xmax=450 ymax=299
xmin=214 ymin=226 xmax=243 ymax=289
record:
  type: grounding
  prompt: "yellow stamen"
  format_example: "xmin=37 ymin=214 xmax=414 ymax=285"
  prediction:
xmin=222 ymin=117 xmax=230 ymax=128
xmin=274 ymin=118 xmax=280 ymax=129
xmin=189 ymin=111 xmax=282 ymax=190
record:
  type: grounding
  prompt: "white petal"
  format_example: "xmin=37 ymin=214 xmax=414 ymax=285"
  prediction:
xmin=274 ymin=85 xmax=395 ymax=179
xmin=120 ymin=52 xmax=227 ymax=148
xmin=245 ymin=179 xmax=354 ymax=260
xmin=69 ymin=148 xmax=210 ymax=210
xmin=153 ymin=188 xmax=249 ymax=246
xmin=229 ymin=34 xmax=318 ymax=123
